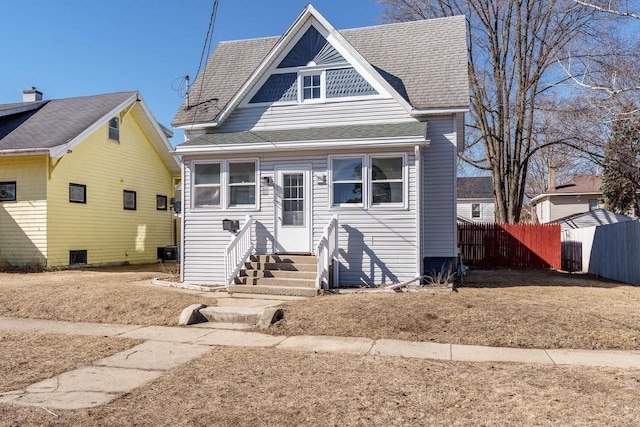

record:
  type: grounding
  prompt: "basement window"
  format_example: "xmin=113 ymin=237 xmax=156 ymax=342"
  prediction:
xmin=108 ymin=117 xmax=120 ymax=142
xmin=0 ymin=181 xmax=16 ymax=202
xmin=69 ymin=250 xmax=87 ymax=265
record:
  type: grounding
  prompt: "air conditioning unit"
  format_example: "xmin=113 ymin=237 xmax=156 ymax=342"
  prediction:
xmin=163 ymin=246 xmax=179 ymax=262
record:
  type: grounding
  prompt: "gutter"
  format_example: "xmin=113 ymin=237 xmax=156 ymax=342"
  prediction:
xmin=174 ymin=137 xmax=430 ymax=156
xmin=0 ymin=148 xmax=50 ymax=157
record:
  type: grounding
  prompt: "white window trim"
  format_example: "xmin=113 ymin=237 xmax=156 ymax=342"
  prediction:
xmin=471 ymin=203 xmax=481 ymax=218
xmin=329 ymin=156 xmax=365 ymax=208
xmin=329 ymin=153 xmax=408 ymax=211
xmin=298 ymin=69 xmax=326 ymax=104
xmin=191 ymin=159 xmax=260 ymax=211
xmin=227 ymin=159 xmax=260 ymax=210
xmin=369 ymin=154 xmax=408 ymax=209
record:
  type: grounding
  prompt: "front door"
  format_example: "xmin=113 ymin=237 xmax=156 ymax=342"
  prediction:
xmin=275 ymin=166 xmax=312 ymax=253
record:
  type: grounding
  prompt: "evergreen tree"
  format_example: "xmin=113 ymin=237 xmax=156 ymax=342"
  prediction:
xmin=602 ymin=109 xmax=640 ymax=215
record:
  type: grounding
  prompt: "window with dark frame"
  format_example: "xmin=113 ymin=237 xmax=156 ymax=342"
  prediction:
xmin=156 ymin=195 xmax=167 ymax=210
xmin=589 ymin=199 xmax=598 ymax=211
xmin=0 ymin=181 xmax=16 ymax=202
xmin=69 ymin=183 xmax=86 ymax=203
xmin=69 ymin=250 xmax=87 ymax=265
xmin=108 ymin=117 xmax=120 ymax=142
xmin=123 ymin=190 xmax=136 ymax=210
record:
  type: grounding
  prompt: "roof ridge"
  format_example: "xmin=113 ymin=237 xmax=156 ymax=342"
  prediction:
xmin=46 ymin=91 xmax=138 ymax=103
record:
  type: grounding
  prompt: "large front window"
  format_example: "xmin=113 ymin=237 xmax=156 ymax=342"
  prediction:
xmin=331 ymin=155 xmax=406 ymax=208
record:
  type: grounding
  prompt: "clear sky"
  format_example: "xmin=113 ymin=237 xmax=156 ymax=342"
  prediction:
xmin=0 ymin=0 xmax=383 ymax=144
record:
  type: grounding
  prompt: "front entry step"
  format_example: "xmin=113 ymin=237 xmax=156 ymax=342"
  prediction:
xmin=230 ymin=254 xmax=320 ymax=297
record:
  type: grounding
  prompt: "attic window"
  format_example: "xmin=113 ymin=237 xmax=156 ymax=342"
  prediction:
xmin=108 ymin=117 xmax=120 ymax=142
xmin=302 ymin=74 xmax=322 ymax=101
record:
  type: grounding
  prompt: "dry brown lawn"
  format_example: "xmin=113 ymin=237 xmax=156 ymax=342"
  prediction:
xmin=2 ymin=267 xmax=640 ymax=425
xmin=271 ymin=269 xmax=640 ymax=350
xmin=0 ymin=331 xmax=141 ymax=393
xmin=1 ymin=347 xmax=639 ymax=426
xmin=0 ymin=264 xmax=214 ymax=326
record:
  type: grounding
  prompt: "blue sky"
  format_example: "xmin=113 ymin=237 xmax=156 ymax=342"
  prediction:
xmin=0 ymin=0 xmax=383 ymax=144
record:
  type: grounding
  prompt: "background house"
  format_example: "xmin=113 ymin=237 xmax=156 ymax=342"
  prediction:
xmin=530 ymin=174 xmax=603 ymax=224
xmin=457 ymin=176 xmax=495 ymax=223
xmin=172 ymin=5 xmax=469 ymax=289
xmin=0 ymin=89 xmax=180 ymax=268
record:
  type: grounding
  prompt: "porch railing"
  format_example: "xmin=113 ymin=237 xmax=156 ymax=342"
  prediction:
xmin=224 ymin=216 xmax=255 ymax=287
xmin=315 ymin=214 xmax=339 ymax=290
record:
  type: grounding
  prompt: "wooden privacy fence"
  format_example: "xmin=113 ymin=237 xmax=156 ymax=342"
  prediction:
xmin=458 ymin=223 xmax=561 ymax=269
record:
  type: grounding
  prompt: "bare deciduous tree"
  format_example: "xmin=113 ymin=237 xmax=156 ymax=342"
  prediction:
xmin=377 ymin=0 xmax=604 ymax=222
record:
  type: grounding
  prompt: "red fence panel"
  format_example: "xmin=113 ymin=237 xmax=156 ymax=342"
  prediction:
xmin=458 ymin=223 xmax=561 ymax=269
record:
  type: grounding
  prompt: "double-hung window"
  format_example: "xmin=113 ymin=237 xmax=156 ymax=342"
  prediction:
xmin=228 ymin=162 xmax=256 ymax=207
xmin=108 ymin=117 xmax=120 ymax=142
xmin=371 ymin=157 xmax=404 ymax=205
xmin=193 ymin=163 xmax=221 ymax=208
xmin=331 ymin=155 xmax=406 ymax=208
xmin=331 ymin=157 xmax=363 ymax=206
xmin=472 ymin=203 xmax=481 ymax=218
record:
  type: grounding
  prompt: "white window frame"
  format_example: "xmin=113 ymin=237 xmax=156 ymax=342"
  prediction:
xmin=329 ymin=156 xmax=365 ymax=208
xmin=369 ymin=155 xmax=407 ymax=208
xmin=227 ymin=159 xmax=259 ymax=210
xmin=192 ymin=161 xmax=222 ymax=210
xmin=191 ymin=159 xmax=259 ymax=211
xmin=329 ymin=153 xmax=408 ymax=210
xmin=298 ymin=69 xmax=325 ymax=103
xmin=108 ymin=117 xmax=120 ymax=142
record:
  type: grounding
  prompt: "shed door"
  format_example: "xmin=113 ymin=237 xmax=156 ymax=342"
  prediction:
xmin=275 ymin=167 xmax=312 ymax=253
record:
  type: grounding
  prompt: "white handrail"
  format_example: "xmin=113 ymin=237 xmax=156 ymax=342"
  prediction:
xmin=224 ymin=216 xmax=255 ymax=287
xmin=315 ymin=214 xmax=339 ymax=289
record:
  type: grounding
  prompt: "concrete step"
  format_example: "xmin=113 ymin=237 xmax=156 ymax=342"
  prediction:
xmin=199 ymin=307 xmax=264 ymax=324
xmin=250 ymin=254 xmax=316 ymax=265
xmin=229 ymin=284 xmax=320 ymax=298
xmin=239 ymin=269 xmax=316 ymax=280
xmin=234 ymin=277 xmax=317 ymax=288
xmin=244 ymin=261 xmax=317 ymax=272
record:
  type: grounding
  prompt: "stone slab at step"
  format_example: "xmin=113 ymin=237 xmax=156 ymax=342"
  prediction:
xmin=229 ymin=284 xmax=320 ymax=297
xmin=199 ymin=306 xmax=264 ymax=324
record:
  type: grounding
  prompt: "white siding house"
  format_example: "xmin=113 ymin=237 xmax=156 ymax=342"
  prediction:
xmin=457 ymin=176 xmax=495 ymax=223
xmin=172 ymin=5 xmax=469 ymax=289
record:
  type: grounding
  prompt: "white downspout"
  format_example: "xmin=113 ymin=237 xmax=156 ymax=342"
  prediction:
xmin=415 ymin=143 xmax=422 ymax=278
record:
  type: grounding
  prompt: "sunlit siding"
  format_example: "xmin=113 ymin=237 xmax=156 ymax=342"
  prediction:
xmin=219 ymin=98 xmax=413 ymax=132
xmin=46 ymin=116 xmax=175 ymax=267
xmin=0 ymin=156 xmax=48 ymax=266
xmin=422 ymin=115 xmax=457 ymax=257
xmin=181 ymin=148 xmax=417 ymax=286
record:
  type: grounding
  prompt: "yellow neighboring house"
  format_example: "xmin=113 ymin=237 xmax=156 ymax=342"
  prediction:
xmin=0 ymin=89 xmax=181 ymax=268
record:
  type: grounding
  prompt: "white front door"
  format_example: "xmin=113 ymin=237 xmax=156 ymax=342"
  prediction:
xmin=275 ymin=166 xmax=312 ymax=253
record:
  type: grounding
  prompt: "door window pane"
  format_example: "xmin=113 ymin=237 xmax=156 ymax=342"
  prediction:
xmin=282 ymin=173 xmax=304 ymax=226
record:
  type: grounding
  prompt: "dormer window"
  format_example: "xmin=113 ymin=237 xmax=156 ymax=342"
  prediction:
xmin=108 ymin=117 xmax=120 ymax=142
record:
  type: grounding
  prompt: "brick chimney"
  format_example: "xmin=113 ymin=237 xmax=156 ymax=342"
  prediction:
xmin=22 ymin=87 xmax=43 ymax=102
xmin=548 ymin=167 xmax=557 ymax=191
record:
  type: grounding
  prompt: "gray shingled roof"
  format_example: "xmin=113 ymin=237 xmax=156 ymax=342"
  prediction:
xmin=179 ymin=121 xmax=427 ymax=147
xmin=457 ymin=176 xmax=494 ymax=199
xmin=0 ymin=92 xmax=136 ymax=151
xmin=554 ymin=208 xmax=635 ymax=230
xmin=172 ymin=15 xmax=469 ymax=127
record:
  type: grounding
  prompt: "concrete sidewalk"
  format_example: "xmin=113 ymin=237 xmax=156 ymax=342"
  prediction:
xmin=2 ymin=315 xmax=640 ymax=409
